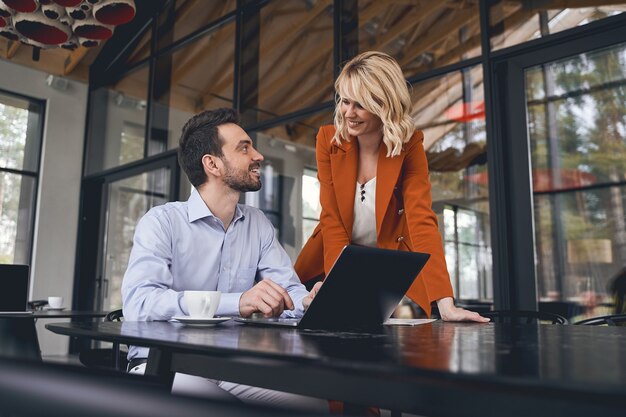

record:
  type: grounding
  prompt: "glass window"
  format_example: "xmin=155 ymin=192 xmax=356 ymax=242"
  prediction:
xmin=152 ymin=22 xmax=235 ymax=152
xmin=258 ymin=0 xmax=334 ymax=122
xmin=0 ymin=91 xmax=43 ymax=264
xmin=527 ymin=42 xmax=626 ymax=319
xmin=411 ymin=64 xmax=492 ymax=301
xmin=85 ymin=65 xmax=149 ymax=174
xmin=101 ymin=168 xmax=171 ymax=311
xmin=250 ymin=110 xmax=331 ymax=260
xmin=157 ymin=0 xmax=236 ymax=49
xmin=490 ymin=1 xmax=626 ymax=51
xmin=359 ymin=0 xmax=481 ymax=78
xmin=302 ymin=167 xmax=321 ymax=245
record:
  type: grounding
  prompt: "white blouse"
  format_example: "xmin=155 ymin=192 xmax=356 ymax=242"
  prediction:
xmin=351 ymin=177 xmax=377 ymax=247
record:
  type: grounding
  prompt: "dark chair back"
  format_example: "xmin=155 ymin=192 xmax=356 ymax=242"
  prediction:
xmin=0 ymin=317 xmax=41 ymax=362
xmin=574 ymin=314 xmax=626 ymax=326
xmin=538 ymin=301 xmax=583 ymax=320
xmin=0 ymin=358 xmax=319 ymax=417
xmin=481 ymin=310 xmax=568 ymax=324
xmin=78 ymin=309 xmax=127 ymax=371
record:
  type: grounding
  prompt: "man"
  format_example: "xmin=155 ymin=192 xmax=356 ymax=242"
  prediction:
xmin=122 ymin=108 xmax=325 ymax=411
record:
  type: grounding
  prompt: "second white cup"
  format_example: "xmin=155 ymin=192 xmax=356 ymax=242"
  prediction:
xmin=48 ymin=296 xmax=63 ymax=309
xmin=184 ymin=290 xmax=221 ymax=318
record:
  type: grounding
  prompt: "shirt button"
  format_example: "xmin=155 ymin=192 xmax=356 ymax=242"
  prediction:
xmin=398 ymin=208 xmax=404 ymax=215
xmin=396 ymin=236 xmax=405 ymax=242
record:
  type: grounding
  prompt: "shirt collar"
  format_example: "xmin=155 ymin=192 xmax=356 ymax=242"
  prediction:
xmin=187 ymin=188 xmax=246 ymax=224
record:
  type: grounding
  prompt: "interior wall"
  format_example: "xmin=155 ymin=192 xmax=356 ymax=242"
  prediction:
xmin=0 ymin=59 xmax=87 ymax=356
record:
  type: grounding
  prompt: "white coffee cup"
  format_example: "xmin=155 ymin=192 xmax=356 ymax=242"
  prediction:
xmin=48 ymin=296 xmax=63 ymax=309
xmin=184 ymin=291 xmax=221 ymax=318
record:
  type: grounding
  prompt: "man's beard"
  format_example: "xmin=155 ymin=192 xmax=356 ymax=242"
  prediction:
xmin=222 ymin=159 xmax=262 ymax=193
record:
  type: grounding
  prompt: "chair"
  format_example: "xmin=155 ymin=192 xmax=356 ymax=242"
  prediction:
xmin=78 ymin=309 xmax=127 ymax=371
xmin=481 ymin=310 xmax=568 ymax=324
xmin=0 ymin=358 xmax=323 ymax=417
xmin=538 ymin=301 xmax=583 ymax=320
xmin=27 ymin=299 xmax=48 ymax=311
xmin=573 ymin=314 xmax=626 ymax=326
xmin=610 ymin=268 xmax=626 ymax=314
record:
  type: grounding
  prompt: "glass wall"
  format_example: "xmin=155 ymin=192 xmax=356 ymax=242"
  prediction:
xmin=157 ymin=22 xmax=235 ymax=150
xmin=526 ymin=42 xmax=626 ymax=318
xmin=411 ymin=65 xmax=491 ymax=301
xmin=81 ymin=0 xmax=626 ymax=313
xmin=490 ymin=1 xmax=625 ymax=51
xmin=359 ymin=0 xmax=481 ymax=77
xmin=85 ymin=65 xmax=149 ymax=174
xmin=0 ymin=91 xmax=43 ymax=265
xmin=258 ymin=0 xmax=334 ymax=122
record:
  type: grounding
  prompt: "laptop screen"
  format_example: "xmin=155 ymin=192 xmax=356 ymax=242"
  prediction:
xmin=0 ymin=265 xmax=30 ymax=312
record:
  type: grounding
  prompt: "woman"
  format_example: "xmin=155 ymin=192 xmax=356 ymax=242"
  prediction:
xmin=295 ymin=51 xmax=488 ymax=323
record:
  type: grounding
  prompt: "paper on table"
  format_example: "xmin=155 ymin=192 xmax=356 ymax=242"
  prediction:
xmin=384 ymin=318 xmax=438 ymax=326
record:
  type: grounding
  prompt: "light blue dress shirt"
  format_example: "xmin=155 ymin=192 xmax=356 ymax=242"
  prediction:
xmin=122 ymin=189 xmax=309 ymax=360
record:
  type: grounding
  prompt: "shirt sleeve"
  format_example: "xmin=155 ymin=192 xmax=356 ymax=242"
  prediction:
xmin=255 ymin=213 xmax=310 ymax=318
xmin=121 ymin=210 xmax=187 ymax=321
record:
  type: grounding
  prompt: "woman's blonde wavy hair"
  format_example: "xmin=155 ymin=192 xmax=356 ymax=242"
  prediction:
xmin=333 ymin=51 xmax=415 ymax=157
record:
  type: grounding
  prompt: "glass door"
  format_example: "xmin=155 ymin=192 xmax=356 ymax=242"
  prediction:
xmin=98 ymin=167 xmax=172 ymax=311
xmin=490 ymin=16 xmax=626 ymax=315
xmin=525 ymin=42 xmax=626 ymax=320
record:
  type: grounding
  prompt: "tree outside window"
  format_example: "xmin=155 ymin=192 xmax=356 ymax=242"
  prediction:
xmin=0 ymin=91 xmax=43 ymax=264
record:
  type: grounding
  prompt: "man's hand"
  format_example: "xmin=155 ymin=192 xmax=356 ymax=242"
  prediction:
xmin=436 ymin=297 xmax=490 ymax=322
xmin=239 ymin=279 xmax=295 ymax=318
xmin=302 ymin=281 xmax=323 ymax=311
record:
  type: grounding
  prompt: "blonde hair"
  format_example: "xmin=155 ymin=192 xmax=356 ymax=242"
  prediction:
xmin=333 ymin=51 xmax=415 ymax=157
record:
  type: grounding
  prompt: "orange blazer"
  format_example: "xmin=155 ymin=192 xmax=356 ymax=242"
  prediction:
xmin=294 ymin=125 xmax=453 ymax=317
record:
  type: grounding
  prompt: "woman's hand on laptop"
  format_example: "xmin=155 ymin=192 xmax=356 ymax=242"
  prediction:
xmin=302 ymin=281 xmax=323 ymax=311
xmin=436 ymin=297 xmax=490 ymax=322
xmin=239 ymin=279 xmax=295 ymax=318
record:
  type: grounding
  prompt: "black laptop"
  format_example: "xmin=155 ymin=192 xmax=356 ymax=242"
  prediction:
xmin=235 ymin=245 xmax=429 ymax=330
xmin=0 ymin=264 xmax=32 ymax=314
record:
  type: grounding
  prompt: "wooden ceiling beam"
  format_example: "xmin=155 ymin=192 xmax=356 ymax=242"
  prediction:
xmin=6 ymin=41 xmax=20 ymax=59
xmin=63 ymin=46 xmax=89 ymax=75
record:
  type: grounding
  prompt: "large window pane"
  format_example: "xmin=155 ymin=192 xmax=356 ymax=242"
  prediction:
xmin=153 ymin=22 xmax=234 ymax=151
xmin=157 ymin=0 xmax=236 ymax=49
xmin=527 ymin=42 xmax=626 ymax=319
xmin=0 ymin=91 xmax=42 ymax=265
xmin=359 ymin=0 xmax=481 ymax=78
xmin=491 ymin=1 xmax=626 ymax=52
xmin=250 ymin=110 xmax=332 ymax=260
xmin=258 ymin=0 xmax=334 ymax=122
xmin=411 ymin=65 xmax=492 ymax=302
xmin=85 ymin=65 xmax=149 ymax=174
xmin=101 ymin=168 xmax=171 ymax=311
xmin=0 ymin=173 xmax=36 ymax=264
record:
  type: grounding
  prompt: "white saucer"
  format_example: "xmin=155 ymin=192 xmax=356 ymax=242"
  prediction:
xmin=44 ymin=307 xmax=66 ymax=311
xmin=171 ymin=316 xmax=231 ymax=326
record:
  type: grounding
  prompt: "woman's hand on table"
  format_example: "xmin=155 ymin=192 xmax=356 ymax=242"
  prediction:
xmin=436 ymin=297 xmax=490 ymax=322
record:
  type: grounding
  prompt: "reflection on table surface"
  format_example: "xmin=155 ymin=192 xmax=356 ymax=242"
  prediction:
xmin=46 ymin=319 xmax=626 ymax=390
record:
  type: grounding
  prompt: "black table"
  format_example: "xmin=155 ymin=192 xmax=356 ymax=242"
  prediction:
xmin=46 ymin=320 xmax=626 ymax=417
xmin=4 ymin=310 xmax=108 ymax=319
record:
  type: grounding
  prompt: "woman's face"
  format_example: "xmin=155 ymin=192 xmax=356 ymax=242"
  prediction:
xmin=340 ymin=98 xmax=383 ymax=138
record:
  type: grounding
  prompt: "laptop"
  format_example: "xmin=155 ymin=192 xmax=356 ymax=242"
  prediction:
xmin=0 ymin=264 xmax=33 ymax=315
xmin=235 ymin=245 xmax=430 ymax=330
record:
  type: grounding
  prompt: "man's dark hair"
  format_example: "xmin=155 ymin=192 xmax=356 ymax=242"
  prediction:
xmin=178 ymin=108 xmax=239 ymax=187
